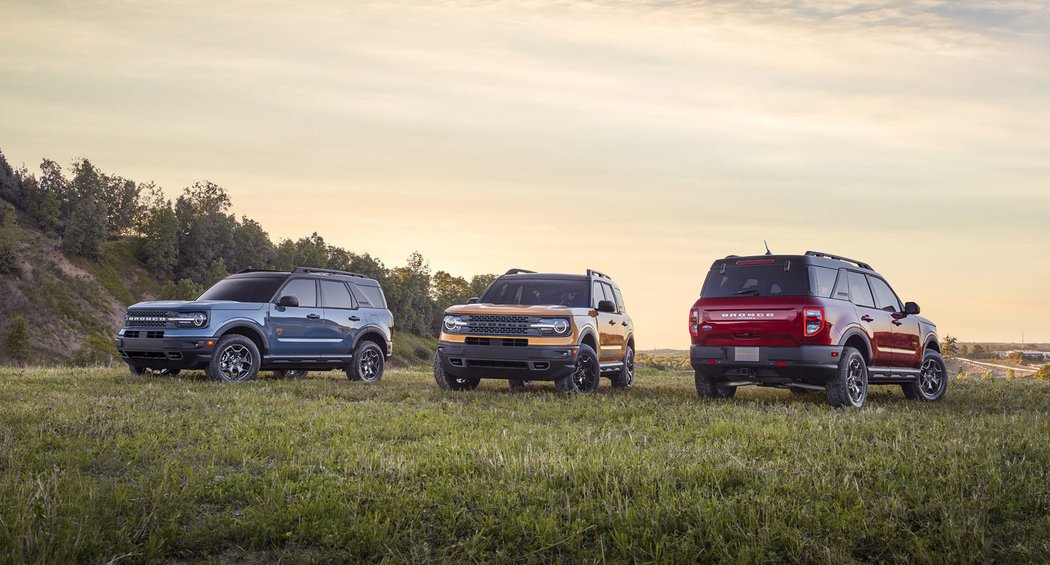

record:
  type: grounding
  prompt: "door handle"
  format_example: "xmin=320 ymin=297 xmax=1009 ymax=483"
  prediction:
xmin=621 ymin=321 xmax=628 ymax=327
xmin=608 ymin=319 xmax=616 ymax=325
xmin=892 ymin=320 xmax=902 ymax=326
xmin=348 ymin=316 xmax=361 ymax=321
xmin=861 ymin=315 xmax=874 ymax=322
xmin=307 ymin=313 xmax=321 ymax=319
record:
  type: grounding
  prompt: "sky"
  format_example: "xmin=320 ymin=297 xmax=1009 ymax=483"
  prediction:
xmin=2 ymin=0 xmax=1049 ymax=348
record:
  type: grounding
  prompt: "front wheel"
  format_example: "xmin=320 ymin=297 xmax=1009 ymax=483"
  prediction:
xmin=433 ymin=352 xmax=479 ymax=391
xmin=206 ymin=335 xmax=261 ymax=383
xmin=694 ymin=370 xmax=736 ymax=399
xmin=826 ymin=347 xmax=868 ymax=408
xmin=902 ymin=350 xmax=947 ymax=401
xmin=346 ymin=342 xmax=385 ymax=384
xmin=555 ymin=344 xmax=600 ymax=395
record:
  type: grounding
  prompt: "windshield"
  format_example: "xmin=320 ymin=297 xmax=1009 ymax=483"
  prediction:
xmin=480 ymin=278 xmax=589 ymax=307
xmin=197 ymin=277 xmax=285 ymax=303
xmin=701 ymin=262 xmax=807 ymax=298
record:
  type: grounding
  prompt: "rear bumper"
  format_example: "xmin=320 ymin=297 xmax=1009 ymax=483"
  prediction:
xmin=437 ymin=341 xmax=579 ymax=381
xmin=115 ymin=335 xmax=216 ymax=370
xmin=690 ymin=345 xmax=842 ymax=384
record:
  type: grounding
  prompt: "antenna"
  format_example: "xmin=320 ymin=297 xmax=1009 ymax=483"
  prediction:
xmin=764 ymin=240 xmax=772 ymax=256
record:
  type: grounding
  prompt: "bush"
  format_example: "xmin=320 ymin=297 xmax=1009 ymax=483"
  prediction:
xmin=981 ymin=370 xmax=995 ymax=381
xmin=4 ymin=315 xmax=30 ymax=364
xmin=955 ymin=371 xmax=970 ymax=381
xmin=0 ymin=237 xmax=17 ymax=274
xmin=1036 ymin=365 xmax=1050 ymax=382
xmin=72 ymin=333 xmax=118 ymax=366
xmin=1007 ymin=369 xmax=1016 ymax=380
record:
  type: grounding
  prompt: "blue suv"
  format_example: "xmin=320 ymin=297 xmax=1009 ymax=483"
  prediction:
xmin=115 ymin=268 xmax=393 ymax=383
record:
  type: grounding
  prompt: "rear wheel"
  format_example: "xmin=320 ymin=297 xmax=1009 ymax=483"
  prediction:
xmin=129 ymin=366 xmax=181 ymax=378
xmin=433 ymin=352 xmax=480 ymax=391
xmin=206 ymin=335 xmax=261 ymax=383
xmin=694 ymin=370 xmax=736 ymax=399
xmin=610 ymin=345 xmax=635 ymax=389
xmin=827 ymin=347 xmax=867 ymax=408
xmin=555 ymin=344 xmax=600 ymax=395
xmin=273 ymin=370 xmax=308 ymax=379
xmin=902 ymin=350 xmax=947 ymax=401
xmin=346 ymin=341 xmax=384 ymax=384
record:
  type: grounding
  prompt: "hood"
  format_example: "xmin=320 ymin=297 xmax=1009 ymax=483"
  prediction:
xmin=127 ymin=300 xmax=265 ymax=312
xmin=445 ymin=303 xmax=578 ymax=316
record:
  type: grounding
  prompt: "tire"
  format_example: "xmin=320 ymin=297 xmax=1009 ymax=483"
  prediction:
xmin=433 ymin=352 xmax=479 ymax=391
xmin=902 ymin=350 xmax=948 ymax=401
xmin=508 ymin=379 xmax=532 ymax=390
xmin=206 ymin=335 xmax=261 ymax=383
xmin=346 ymin=341 xmax=384 ymax=384
xmin=273 ymin=370 xmax=309 ymax=379
xmin=129 ymin=366 xmax=181 ymax=378
xmin=555 ymin=344 xmax=600 ymax=395
xmin=826 ymin=346 xmax=868 ymax=408
xmin=610 ymin=344 xmax=635 ymax=389
xmin=694 ymin=370 xmax=736 ymax=399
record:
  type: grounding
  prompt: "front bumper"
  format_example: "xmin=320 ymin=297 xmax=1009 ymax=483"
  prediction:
xmin=690 ymin=345 xmax=843 ymax=384
xmin=115 ymin=333 xmax=217 ymax=370
xmin=437 ymin=341 xmax=579 ymax=381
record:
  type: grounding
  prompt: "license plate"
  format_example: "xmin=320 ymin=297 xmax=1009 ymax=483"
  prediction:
xmin=734 ymin=347 xmax=760 ymax=362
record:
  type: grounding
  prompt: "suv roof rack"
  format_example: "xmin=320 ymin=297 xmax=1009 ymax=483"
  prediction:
xmin=236 ymin=269 xmax=282 ymax=274
xmin=293 ymin=267 xmax=368 ymax=278
xmin=504 ymin=268 xmax=536 ymax=275
xmin=586 ymin=269 xmax=611 ymax=280
xmin=804 ymin=251 xmax=873 ymax=271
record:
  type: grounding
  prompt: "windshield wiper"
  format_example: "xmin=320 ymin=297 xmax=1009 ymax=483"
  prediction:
xmin=733 ymin=288 xmax=761 ymax=296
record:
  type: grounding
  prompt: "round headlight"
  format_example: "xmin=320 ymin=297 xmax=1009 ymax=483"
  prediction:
xmin=553 ymin=319 xmax=570 ymax=335
xmin=192 ymin=313 xmax=207 ymax=327
xmin=443 ymin=315 xmax=458 ymax=333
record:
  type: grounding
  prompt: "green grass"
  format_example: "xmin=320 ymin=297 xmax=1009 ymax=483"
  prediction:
xmin=1 ymin=368 xmax=1048 ymax=563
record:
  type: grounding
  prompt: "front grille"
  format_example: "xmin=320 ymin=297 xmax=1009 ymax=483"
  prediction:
xmin=124 ymin=331 xmax=140 ymax=338
xmin=126 ymin=309 xmax=171 ymax=328
xmin=465 ymin=314 xmax=531 ymax=336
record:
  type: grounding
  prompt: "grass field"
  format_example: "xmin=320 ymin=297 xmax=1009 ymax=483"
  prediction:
xmin=1 ymin=367 xmax=1048 ymax=563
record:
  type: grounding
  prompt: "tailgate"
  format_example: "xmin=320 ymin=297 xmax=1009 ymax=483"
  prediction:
xmin=698 ymin=297 xmax=804 ymax=347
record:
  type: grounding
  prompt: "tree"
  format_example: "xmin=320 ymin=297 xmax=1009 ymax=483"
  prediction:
xmin=174 ymin=181 xmax=235 ymax=282
xmin=205 ymin=258 xmax=229 ymax=288
xmin=66 ymin=158 xmax=106 ymax=226
xmin=0 ymin=149 xmax=26 ymax=209
xmin=26 ymin=162 xmax=62 ymax=232
xmin=103 ymin=174 xmax=143 ymax=236
xmin=431 ymin=271 xmax=472 ymax=333
xmin=1035 ymin=365 xmax=1050 ymax=382
xmin=4 ymin=315 xmax=30 ymax=364
xmin=62 ymin=194 xmax=107 ymax=257
xmin=0 ymin=206 xmax=18 ymax=274
xmin=159 ymin=278 xmax=203 ymax=300
xmin=227 ymin=216 xmax=274 ymax=272
xmin=971 ymin=344 xmax=986 ymax=359
xmin=141 ymin=203 xmax=179 ymax=278
xmin=1006 ymin=351 xmax=1024 ymax=364
xmin=469 ymin=273 xmax=498 ymax=298
xmin=387 ymin=252 xmax=433 ymax=335
xmin=941 ymin=335 xmax=958 ymax=358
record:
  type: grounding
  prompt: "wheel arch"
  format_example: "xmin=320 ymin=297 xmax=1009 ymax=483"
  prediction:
xmin=352 ymin=326 xmax=389 ymax=356
xmin=838 ymin=328 xmax=872 ymax=364
xmin=578 ymin=327 xmax=598 ymax=351
xmin=216 ymin=321 xmax=268 ymax=355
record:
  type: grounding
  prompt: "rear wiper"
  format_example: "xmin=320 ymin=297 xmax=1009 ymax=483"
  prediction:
xmin=733 ymin=289 xmax=760 ymax=296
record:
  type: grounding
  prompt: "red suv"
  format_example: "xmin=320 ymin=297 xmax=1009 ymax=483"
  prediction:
xmin=689 ymin=251 xmax=946 ymax=408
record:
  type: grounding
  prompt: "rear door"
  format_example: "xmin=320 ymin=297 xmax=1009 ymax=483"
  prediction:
xmin=868 ymin=275 xmax=921 ymax=367
xmin=320 ymin=280 xmax=364 ymax=357
xmin=846 ymin=271 xmax=895 ymax=367
xmin=268 ymin=278 xmax=327 ymax=356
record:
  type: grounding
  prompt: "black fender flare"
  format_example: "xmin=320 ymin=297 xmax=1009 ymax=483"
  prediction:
xmin=214 ymin=319 xmax=269 ymax=354
xmin=577 ymin=326 xmax=599 ymax=350
xmin=837 ymin=326 xmax=872 ymax=362
xmin=922 ymin=331 xmax=940 ymax=355
xmin=351 ymin=325 xmax=390 ymax=353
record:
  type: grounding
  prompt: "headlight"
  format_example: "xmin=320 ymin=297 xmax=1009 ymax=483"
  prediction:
xmin=173 ymin=312 xmax=208 ymax=328
xmin=532 ymin=317 xmax=572 ymax=336
xmin=443 ymin=315 xmax=465 ymax=333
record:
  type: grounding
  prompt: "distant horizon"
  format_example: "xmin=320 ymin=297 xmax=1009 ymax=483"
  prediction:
xmin=3 ymin=1 xmax=1049 ymax=348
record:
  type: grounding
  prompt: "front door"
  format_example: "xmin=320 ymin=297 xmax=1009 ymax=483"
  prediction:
xmin=592 ymin=281 xmax=623 ymax=362
xmin=268 ymin=278 xmax=329 ymax=357
xmin=868 ymin=275 xmax=922 ymax=367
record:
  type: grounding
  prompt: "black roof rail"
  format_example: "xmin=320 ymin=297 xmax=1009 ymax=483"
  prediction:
xmin=236 ymin=269 xmax=281 ymax=274
xmin=292 ymin=266 xmax=368 ymax=278
xmin=586 ymin=269 xmax=611 ymax=280
xmin=504 ymin=268 xmax=536 ymax=275
xmin=804 ymin=251 xmax=873 ymax=271
xmin=724 ymin=254 xmax=740 ymax=259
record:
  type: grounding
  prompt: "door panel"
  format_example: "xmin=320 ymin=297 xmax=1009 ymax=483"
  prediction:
xmin=268 ymin=278 xmax=333 ymax=356
xmin=847 ymin=271 xmax=895 ymax=367
xmin=320 ymin=280 xmax=363 ymax=356
xmin=868 ymin=275 xmax=920 ymax=367
xmin=592 ymin=281 xmax=620 ymax=362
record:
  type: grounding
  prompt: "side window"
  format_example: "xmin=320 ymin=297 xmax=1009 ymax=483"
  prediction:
xmin=591 ymin=281 xmax=607 ymax=308
xmin=832 ymin=268 xmax=850 ymax=300
xmin=321 ymin=281 xmax=355 ymax=309
xmin=279 ymin=278 xmax=317 ymax=308
xmin=868 ymin=276 xmax=902 ymax=313
xmin=612 ymin=287 xmax=625 ymax=313
xmin=600 ymin=283 xmax=617 ymax=311
xmin=808 ymin=266 xmax=837 ymax=298
xmin=351 ymin=284 xmax=387 ymax=309
xmin=847 ymin=272 xmax=875 ymax=308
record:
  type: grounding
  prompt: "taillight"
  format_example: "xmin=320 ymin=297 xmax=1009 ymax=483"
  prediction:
xmin=689 ymin=308 xmax=700 ymax=336
xmin=804 ymin=307 xmax=825 ymax=336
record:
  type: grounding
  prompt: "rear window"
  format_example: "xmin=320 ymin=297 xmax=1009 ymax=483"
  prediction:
xmin=482 ymin=278 xmax=589 ymax=307
xmin=701 ymin=261 xmax=807 ymax=298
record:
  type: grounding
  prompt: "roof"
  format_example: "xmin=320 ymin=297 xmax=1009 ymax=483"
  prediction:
xmin=715 ymin=252 xmax=877 ymax=274
xmin=229 ymin=268 xmax=380 ymax=285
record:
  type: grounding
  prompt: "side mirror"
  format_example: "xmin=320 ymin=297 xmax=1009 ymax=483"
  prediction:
xmin=597 ymin=300 xmax=617 ymax=313
xmin=466 ymin=297 xmax=479 ymax=304
xmin=904 ymin=301 xmax=920 ymax=315
xmin=277 ymin=295 xmax=299 ymax=308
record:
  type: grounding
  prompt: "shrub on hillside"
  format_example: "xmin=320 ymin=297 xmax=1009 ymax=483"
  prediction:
xmin=1036 ymin=365 xmax=1050 ymax=382
xmin=4 ymin=315 xmax=30 ymax=364
xmin=72 ymin=333 xmax=119 ymax=366
xmin=0 ymin=236 xmax=17 ymax=274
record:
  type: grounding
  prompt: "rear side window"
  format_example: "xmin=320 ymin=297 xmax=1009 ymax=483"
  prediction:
xmin=353 ymin=284 xmax=387 ymax=309
xmin=832 ymin=269 xmax=850 ymax=300
xmin=868 ymin=276 xmax=902 ymax=313
xmin=321 ymin=281 xmax=355 ymax=309
xmin=279 ymin=278 xmax=317 ymax=308
xmin=701 ymin=261 xmax=806 ymax=298
xmin=847 ymin=272 xmax=875 ymax=308
xmin=808 ymin=266 xmax=838 ymax=298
